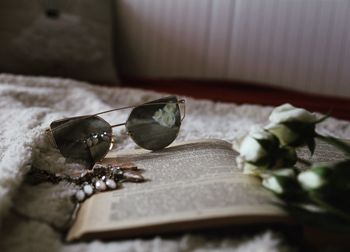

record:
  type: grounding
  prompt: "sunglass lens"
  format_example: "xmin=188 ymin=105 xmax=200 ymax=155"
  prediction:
xmin=50 ymin=116 xmax=112 ymax=167
xmin=126 ymin=96 xmax=181 ymax=150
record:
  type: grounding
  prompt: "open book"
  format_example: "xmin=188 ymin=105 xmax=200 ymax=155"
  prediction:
xmin=66 ymin=139 xmax=342 ymax=241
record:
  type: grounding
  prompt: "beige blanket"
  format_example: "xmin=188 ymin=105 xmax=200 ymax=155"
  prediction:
xmin=1 ymin=74 xmax=349 ymax=252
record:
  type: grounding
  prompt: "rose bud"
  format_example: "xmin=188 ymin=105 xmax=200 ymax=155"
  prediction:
xmin=262 ymin=168 xmax=299 ymax=198
xmin=267 ymin=104 xmax=321 ymax=153
xmin=269 ymin=103 xmax=317 ymax=124
xmin=233 ymin=127 xmax=297 ymax=175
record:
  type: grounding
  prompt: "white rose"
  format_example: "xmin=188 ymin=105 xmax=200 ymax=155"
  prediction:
xmin=233 ymin=127 xmax=298 ymax=175
xmin=234 ymin=128 xmax=274 ymax=163
xmin=262 ymin=168 xmax=296 ymax=194
xmin=269 ymin=103 xmax=317 ymax=123
xmin=265 ymin=123 xmax=298 ymax=146
xmin=239 ymin=135 xmax=266 ymax=162
xmin=298 ymin=169 xmax=325 ymax=190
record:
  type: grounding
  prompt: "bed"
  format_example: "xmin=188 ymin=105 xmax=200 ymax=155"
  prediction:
xmin=1 ymin=74 xmax=350 ymax=252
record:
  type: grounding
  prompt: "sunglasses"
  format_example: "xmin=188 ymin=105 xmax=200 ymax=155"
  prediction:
xmin=47 ymin=96 xmax=185 ymax=169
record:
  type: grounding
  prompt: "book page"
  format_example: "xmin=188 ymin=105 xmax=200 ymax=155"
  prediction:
xmin=67 ymin=139 xmax=286 ymax=241
xmin=297 ymin=139 xmax=347 ymax=167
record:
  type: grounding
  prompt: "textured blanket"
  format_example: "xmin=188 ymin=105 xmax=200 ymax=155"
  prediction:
xmin=1 ymin=74 xmax=350 ymax=252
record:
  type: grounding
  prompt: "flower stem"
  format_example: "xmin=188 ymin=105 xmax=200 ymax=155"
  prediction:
xmin=309 ymin=193 xmax=350 ymax=222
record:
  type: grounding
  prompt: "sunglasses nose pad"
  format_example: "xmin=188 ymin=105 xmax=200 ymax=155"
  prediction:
xmin=109 ymin=135 xmax=117 ymax=150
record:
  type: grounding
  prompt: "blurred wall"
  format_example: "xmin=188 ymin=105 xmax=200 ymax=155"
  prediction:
xmin=114 ymin=0 xmax=350 ymax=98
xmin=0 ymin=0 xmax=117 ymax=84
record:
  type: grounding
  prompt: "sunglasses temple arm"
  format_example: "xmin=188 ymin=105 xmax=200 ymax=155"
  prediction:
xmin=110 ymin=122 xmax=126 ymax=128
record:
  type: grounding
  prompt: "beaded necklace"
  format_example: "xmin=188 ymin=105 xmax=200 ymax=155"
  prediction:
xmin=26 ymin=162 xmax=146 ymax=202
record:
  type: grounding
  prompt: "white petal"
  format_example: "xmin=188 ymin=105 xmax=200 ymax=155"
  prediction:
xmin=269 ymin=103 xmax=316 ymax=123
xmin=232 ymin=136 xmax=244 ymax=152
xmin=273 ymin=168 xmax=295 ymax=177
xmin=243 ymin=162 xmax=264 ymax=176
xmin=250 ymin=127 xmax=274 ymax=141
xmin=298 ymin=170 xmax=325 ymax=190
xmin=239 ymin=136 xmax=266 ymax=162
xmin=262 ymin=176 xmax=283 ymax=194
xmin=265 ymin=123 xmax=298 ymax=146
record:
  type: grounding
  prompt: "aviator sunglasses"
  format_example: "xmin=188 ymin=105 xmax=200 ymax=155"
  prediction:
xmin=47 ymin=96 xmax=185 ymax=168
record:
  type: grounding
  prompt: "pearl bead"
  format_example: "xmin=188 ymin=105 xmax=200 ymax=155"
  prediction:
xmin=75 ymin=190 xmax=85 ymax=202
xmin=106 ymin=179 xmax=117 ymax=189
xmin=83 ymin=184 xmax=93 ymax=196
xmin=95 ymin=180 xmax=107 ymax=191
